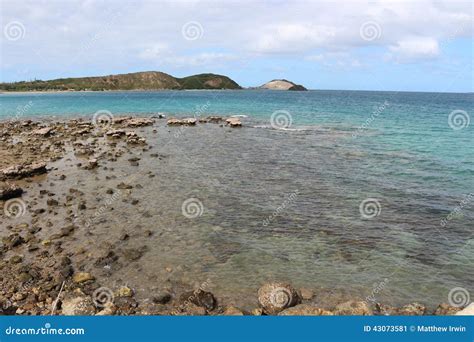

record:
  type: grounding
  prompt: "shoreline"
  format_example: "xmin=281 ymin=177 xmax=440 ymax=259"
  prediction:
xmin=0 ymin=116 xmax=471 ymax=316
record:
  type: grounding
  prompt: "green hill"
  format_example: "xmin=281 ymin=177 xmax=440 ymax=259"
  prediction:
xmin=0 ymin=71 xmax=242 ymax=91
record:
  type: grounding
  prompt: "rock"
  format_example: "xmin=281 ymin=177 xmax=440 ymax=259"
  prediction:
xmin=0 ymin=183 xmax=23 ymax=200
xmin=61 ymin=296 xmax=96 ymax=315
xmin=31 ymin=126 xmax=53 ymax=136
xmin=122 ymin=247 xmax=145 ymax=261
xmin=251 ymin=308 xmax=264 ymax=316
xmin=9 ymin=255 xmax=23 ymax=264
xmin=279 ymin=304 xmax=333 ymax=316
xmin=84 ymin=158 xmax=98 ymax=169
xmin=223 ymin=306 xmax=244 ymax=315
xmin=117 ymin=182 xmax=133 ymax=190
xmin=115 ymin=286 xmax=133 ymax=297
xmin=95 ymin=302 xmax=117 ymax=315
xmin=257 ymin=283 xmax=300 ymax=315
xmin=455 ymin=303 xmax=474 ymax=316
xmin=123 ymin=118 xmax=154 ymax=127
xmin=73 ymin=272 xmax=95 ymax=284
xmin=433 ymin=303 xmax=462 ymax=315
xmin=225 ymin=117 xmax=242 ymax=127
xmin=299 ymin=288 xmax=314 ymax=300
xmin=178 ymin=303 xmax=207 ymax=316
xmin=167 ymin=118 xmax=197 ymax=126
xmin=333 ymin=300 xmax=372 ymax=315
xmin=153 ymin=292 xmax=172 ymax=304
xmin=2 ymin=234 xmax=25 ymax=249
xmin=374 ymin=303 xmax=398 ymax=315
xmin=105 ymin=129 xmax=126 ymax=137
xmin=180 ymin=289 xmax=216 ymax=311
xmin=1 ymin=162 xmax=47 ymax=180
xmin=397 ymin=302 xmax=426 ymax=315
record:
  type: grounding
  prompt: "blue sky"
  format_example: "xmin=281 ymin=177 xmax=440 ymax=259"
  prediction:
xmin=1 ymin=0 xmax=473 ymax=92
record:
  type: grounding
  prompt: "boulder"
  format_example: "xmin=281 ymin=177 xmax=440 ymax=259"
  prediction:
xmin=279 ymin=304 xmax=333 ymax=316
xmin=433 ymin=303 xmax=462 ymax=315
xmin=223 ymin=306 xmax=244 ymax=315
xmin=257 ymin=283 xmax=300 ymax=315
xmin=333 ymin=300 xmax=372 ymax=315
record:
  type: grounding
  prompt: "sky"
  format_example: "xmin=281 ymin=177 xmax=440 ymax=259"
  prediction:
xmin=1 ymin=0 xmax=473 ymax=92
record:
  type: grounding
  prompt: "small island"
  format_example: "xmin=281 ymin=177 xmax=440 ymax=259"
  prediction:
xmin=259 ymin=79 xmax=307 ymax=91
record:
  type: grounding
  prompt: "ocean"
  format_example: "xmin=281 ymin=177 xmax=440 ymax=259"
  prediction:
xmin=0 ymin=90 xmax=472 ymax=308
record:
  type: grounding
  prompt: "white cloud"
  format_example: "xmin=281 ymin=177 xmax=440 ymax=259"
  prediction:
xmin=387 ymin=37 xmax=440 ymax=63
xmin=0 ymin=0 xmax=472 ymax=80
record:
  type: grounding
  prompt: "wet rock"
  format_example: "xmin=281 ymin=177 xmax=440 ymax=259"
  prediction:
xmin=2 ymin=234 xmax=25 ymax=249
xmin=73 ymin=272 xmax=95 ymax=284
xmin=176 ymin=303 xmax=207 ymax=316
xmin=117 ymin=182 xmax=133 ymax=190
xmin=95 ymin=302 xmax=117 ymax=315
xmin=153 ymin=292 xmax=172 ymax=304
xmin=123 ymin=118 xmax=154 ymax=127
xmin=115 ymin=286 xmax=133 ymax=297
xmin=121 ymin=247 xmax=147 ymax=261
xmin=46 ymin=198 xmax=59 ymax=206
xmin=374 ymin=303 xmax=398 ymax=316
xmin=333 ymin=300 xmax=372 ymax=315
xmin=225 ymin=117 xmax=242 ymax=127
xmin=397 ymin=302 xmax=426 ymax=315
xmin=180 ymin=289 xmax=216 ymax=311
xmin=0 ymin=183 xmax=23 ymax=200
xmin=167 ymin=118 xmax=197 ymax=126
xmin=223 ymin=306 xmax=244 ymax=315
xmin=251 ymin=308 xmax=264 ymax=315
xmin=433 ymin=303 xmax=462 ymax=315
xmin=1 ymin=162 xmax=47 ymax=180
xmin=279 ymin=304 xmax=334 ymax=316
xmin=10 ymin=255 xmax=23 ymax=264
xmin=84 ymin=158 xmax=98 ymax=170
xmin=299 ymin=288 xmax=314 ymax=300
xmin=257 ymin=283 xmax=300 ymax=315
xmin=105 ymin=129 xmax=126 ymax=137
xmin=61 ymin=296 xmax=96 ymax=315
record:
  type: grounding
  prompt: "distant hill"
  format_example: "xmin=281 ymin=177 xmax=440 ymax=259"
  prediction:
xmin=0 ymin=72 xmax=242 ymax=91
xmin=259 ymin=79 xmax=307 ymax=91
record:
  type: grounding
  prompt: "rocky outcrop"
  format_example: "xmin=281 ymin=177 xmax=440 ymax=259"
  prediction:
xmin=225 ymin=118 xmax=242 ymax=127
xmin=259 ymin=79 xmax=307 ymax=91
xmin=1 ymin=162 xmax=47 ymax=180
xmin=167 ymin=118 xmax=197 ymax=126
xmin=0 ymin=183 xmax=23 ymax=200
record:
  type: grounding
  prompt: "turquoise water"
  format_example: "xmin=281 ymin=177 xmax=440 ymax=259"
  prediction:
xmin=1 ymin=90 xmax=472 ymax=306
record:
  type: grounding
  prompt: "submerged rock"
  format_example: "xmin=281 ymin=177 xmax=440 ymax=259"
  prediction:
xmin=180 ymin=289 xmax=216 ymax=311
xmin=333 ymin=300 xmax=372 ymax=315
xmin=257 ymin=283 xmax=300 ymax=315
xmin=279 ymin=304 xmax=333 ymax=316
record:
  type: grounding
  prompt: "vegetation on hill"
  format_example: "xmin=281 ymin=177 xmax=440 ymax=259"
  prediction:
xmin=0 ymin=72 xmax=242 ymax=91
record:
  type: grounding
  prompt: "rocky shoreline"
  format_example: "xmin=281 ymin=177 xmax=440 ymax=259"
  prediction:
xmin=0 ymin=115 xmax=471 ymax=316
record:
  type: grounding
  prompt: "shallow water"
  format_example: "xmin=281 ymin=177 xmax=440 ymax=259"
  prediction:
xmin=1 ymin=90 xmax=473 ymax=309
